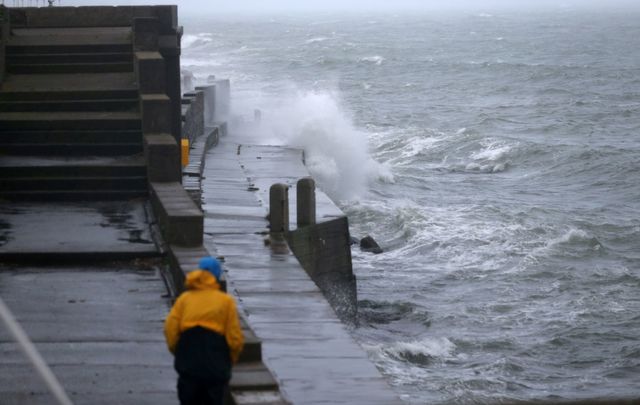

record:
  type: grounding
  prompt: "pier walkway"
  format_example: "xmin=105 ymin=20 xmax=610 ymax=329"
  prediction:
xmin=200 ymin=139 xmax=402 ymax=405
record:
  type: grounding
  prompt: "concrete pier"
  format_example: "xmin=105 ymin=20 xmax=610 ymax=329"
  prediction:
xmin=200 ymin=140 xmax=402 ymax=404
xmin=0 ymin=4 xmax=400 ymax=403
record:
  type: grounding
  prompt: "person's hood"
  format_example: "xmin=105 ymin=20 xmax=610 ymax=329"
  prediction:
xmin=185 ymin=270 xmax=221 ymax=291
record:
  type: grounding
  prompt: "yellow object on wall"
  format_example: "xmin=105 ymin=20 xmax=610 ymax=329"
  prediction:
xmin=181 ymin=139 xmax=189 ymax=167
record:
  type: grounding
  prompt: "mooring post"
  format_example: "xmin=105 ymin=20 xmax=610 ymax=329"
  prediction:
xmin=269 ymin=183 xmax=289 ymax=233
xmin=297 ymin=177 xmax=316 ymax=228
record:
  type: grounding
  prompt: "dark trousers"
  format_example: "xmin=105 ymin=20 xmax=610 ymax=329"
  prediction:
xmin=177 ymin=375 xmax=226 ymax=405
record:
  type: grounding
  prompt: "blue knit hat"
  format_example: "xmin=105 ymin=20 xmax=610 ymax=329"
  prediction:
xmin=198 ymin=257 xmax=222 ymax=281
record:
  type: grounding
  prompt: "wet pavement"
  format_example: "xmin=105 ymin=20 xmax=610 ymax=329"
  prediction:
xmin=0 ymin=264 xmax=176 ymax=404
xmin=0 ymin=200 xmax=158 ymax=261
xmin=201 ymin=140 xmax=402 ymax=405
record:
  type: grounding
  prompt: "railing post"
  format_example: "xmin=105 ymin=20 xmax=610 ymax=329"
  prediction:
xmin=297 ymin=177 xmax=316 ymax=228
xmin=269 ymin=183 xmax=289 ymax=234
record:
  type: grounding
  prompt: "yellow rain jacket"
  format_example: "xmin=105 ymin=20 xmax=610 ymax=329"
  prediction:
xmin=164 ymin=270 xmax=244 ymax=364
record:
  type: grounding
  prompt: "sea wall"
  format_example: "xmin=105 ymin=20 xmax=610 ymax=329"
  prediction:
xmin=269 ymin=179 xmax=358 ymax=322
xmin=286 ymin=216 xmax=357 ymax=321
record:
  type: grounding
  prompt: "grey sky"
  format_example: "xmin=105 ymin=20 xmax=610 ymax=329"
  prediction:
xmin=52 ymin=0 xmax=640 ymax=14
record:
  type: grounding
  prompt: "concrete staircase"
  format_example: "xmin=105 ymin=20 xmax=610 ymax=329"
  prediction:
xmin=0 ymin=27 xmax=147 ymax=200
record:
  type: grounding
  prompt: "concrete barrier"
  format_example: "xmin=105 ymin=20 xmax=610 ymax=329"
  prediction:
xmin=149 ymin=182 xmax=203 ymax=247
xmin=135 ymin=51 xmax=166 ymax=94
xmin=195 ymin=85 xmax=216 ymax=126
xmin=144 ymin=133 xmax=181 ymax=182
xmin=141 ymin=94 xmax=171 ymax=134
xmin=132 ymin=17 xmax=159 ymax=51
xmin=213 ymin=79 xmax=230 ymax=122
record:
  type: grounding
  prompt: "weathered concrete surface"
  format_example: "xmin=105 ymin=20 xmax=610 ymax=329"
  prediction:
xmin=9 ymin=27 xmax=131 ymax=46
xmin=0 ymin=200 xmax=158 ymax=260
xmin=150 ymin=182 xmax=203 ymax=247
xmin=8 ymin=6 xmax=178 ymax=35
xmin=201 ymin=141 xmax=402 ymax=404
xmin=0 ymin=265 xmax=176 ymax=404
xmin=0 ymin=72 xmax=137 ymax=94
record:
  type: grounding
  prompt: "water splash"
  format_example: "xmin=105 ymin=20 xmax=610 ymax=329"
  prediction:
xmin=242 ymin=89 xmax=392 ymax=201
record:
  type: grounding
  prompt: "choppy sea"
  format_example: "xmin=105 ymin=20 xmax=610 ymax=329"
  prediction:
xmin=180 ymin=8 xmax=640 ymax=404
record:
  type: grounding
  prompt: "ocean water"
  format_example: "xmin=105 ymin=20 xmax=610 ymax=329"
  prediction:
xmin=181 ymin=9 xmax=640 ymax=404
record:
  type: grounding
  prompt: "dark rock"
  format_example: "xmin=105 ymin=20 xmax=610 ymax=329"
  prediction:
xmin=360 ymin=235 xmax=383 ymax=254
xmin=349 ymin=236 xmax=359 ymax=246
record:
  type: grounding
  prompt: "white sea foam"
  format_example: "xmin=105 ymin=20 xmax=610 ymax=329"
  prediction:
xmin=364 ymin=337 xmax=457 ymax=362
xmin=471 ymin=143 xmax=512 ymax=161
xmin=305 ymin=36 xmax=329 ymax=44
xmin=545 ymin=228 xmax=600 ymax=250
xmin=401 ymin=135 xmax=441 ymax=159
xmin=520 ymin=228 xmax=601 ymax=267
xmin=182 ymin=33 xmax=213 ymax=49
xmin=359 ymin=55 xmax=385 ymax=65
xmin=464 ymin=141 xmax=513 ymax=172
xmin=180 ymin=58 xmax=223 ymax=68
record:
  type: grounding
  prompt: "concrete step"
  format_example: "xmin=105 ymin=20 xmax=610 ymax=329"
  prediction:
xmin=0 ymin=98 xmax=138 ymax=112
xmin=239 ymin=318 xmax=262 ymax=363
xmin=231 ymin=391 xmax=289 ymax=405
xmin=0 ymin=155 xmax=148 ymax=201
xmin=7 ymin=42 xmax=132 ymax=55
xmin=0 ymin=89 xmax=139 ymax=102
xmin=0 ymin=111 xmax=141 ymax=130
xmin=0 ymin=72 xmax=138 ymax=101
xmin=230 ymin=362 xmax=279 ymax=391
xmin=8 ymin=52 xmax=133 ymax=65
xmin=0 ymin=176 xmax=148 ymax=191
xmin=7 ymin=62 xmax=134 ymax=74
xmin=0 ymin=129 xmax=141 ymax=144
xmin=0 ymin=155 xmax=146 ymax=178
xmin=0 ymin=143 xmax=143 ymax=156
xmin=0 ymin=189 xmax=148 ymax=201
xmin=7 ymin=27 xmax=132 ymax=55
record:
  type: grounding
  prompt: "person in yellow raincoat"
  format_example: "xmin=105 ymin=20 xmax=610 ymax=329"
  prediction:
xmin=164 ymin=257 xmax=244 ymax=405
